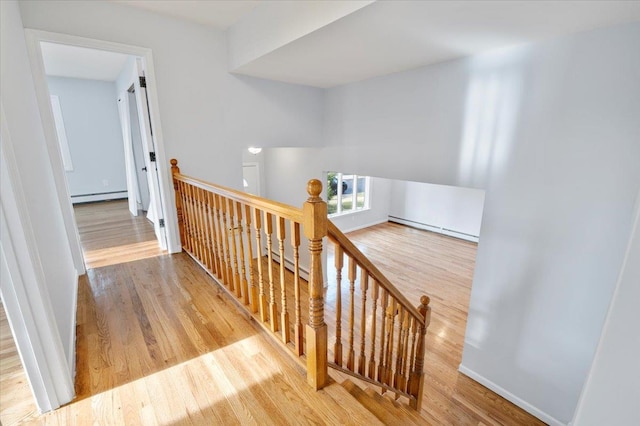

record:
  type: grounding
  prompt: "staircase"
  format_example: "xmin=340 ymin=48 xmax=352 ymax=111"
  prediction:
xmin=340 ymin=379 xmax=429 ymax=425
xmin=170 ymin=159 xmax=432 ymax=418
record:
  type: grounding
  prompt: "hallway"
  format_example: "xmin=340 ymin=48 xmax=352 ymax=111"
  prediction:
xmin=73 ymin=200 xmax=165 ymax=268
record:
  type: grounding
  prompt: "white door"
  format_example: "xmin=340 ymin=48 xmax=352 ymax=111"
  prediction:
xmin=116 ymin=92 xmax=139 ymax=216
xmin=133 ymin=58 xmax=166 ymax=249
xmin=128 ymin=91 xmax=150 ymax=211
xmin=242 ymin=163 xmax=260 ymax=196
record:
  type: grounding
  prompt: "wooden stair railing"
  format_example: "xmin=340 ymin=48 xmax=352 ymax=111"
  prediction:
xmin=170 ymin=159 xmax=431 ymax=410
xmin=326 ymin=221 xmax=431 ymax=410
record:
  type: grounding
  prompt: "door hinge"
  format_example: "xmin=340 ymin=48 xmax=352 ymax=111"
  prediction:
xmin=149 ymin=152 xmax=156 ymax=162
xmin=159 ymin=219 xmax=165 ymax=228
xmin=139 ymin=76 xmax=146 ymax=88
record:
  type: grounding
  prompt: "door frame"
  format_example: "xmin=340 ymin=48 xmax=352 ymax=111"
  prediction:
xmin=242 ymin=162 xmax=262 ymax=196
xmin=24 ymin=29 xmax=180 ymax=260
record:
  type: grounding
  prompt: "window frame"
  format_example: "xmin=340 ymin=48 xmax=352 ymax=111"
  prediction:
xmin=327 ymin=172 xmax=371 ymax=217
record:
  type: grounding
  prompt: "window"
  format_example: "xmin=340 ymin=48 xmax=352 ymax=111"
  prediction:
xmin=326 ymin=172 xmax=370 ymax=216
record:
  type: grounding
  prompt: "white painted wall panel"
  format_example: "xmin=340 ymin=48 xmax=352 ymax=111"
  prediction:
xmin=47 ymin=77 xmax=127 ymax=199
xmin=323 ymin=23 xmax=640 ymax=424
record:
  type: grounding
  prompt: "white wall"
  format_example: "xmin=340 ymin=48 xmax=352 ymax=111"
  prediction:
xmin=330 ymin=176 xmax=391 ymax=233
xmin=389 ymin=180 xmax=485 ymax=241
xmin=19 ymin=0 xmax=325 ymax=191
xmin=572 ymin=191 xmax=640 ymax=426
xmin=323 ymin=23 xmax=640 ymax=425
xmin=0 ymin=0 xmax=76 ymax=400
xmin=47 ymin=76 xmax=127 ymax=200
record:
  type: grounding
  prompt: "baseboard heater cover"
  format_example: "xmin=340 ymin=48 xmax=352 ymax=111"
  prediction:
xmin=388 ymin=216 xmax=479 ymax=243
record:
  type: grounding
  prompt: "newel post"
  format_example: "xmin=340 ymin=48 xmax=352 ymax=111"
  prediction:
xmin=303 ymin=179 xmax=328 ymax=390
xmin=409 ymin=295 xmax=431 ymax=410
xmin=170 ymin=159 xmax=185 ymax=248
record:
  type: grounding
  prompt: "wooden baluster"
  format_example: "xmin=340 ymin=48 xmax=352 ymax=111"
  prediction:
xmin=277 ymin=217 xmax=290 ymax=343
xmin=195 ymin=188 xmax=211 ymax=271
xmin=304 ymin=179 xmax=328 ymax=390
xmin=236 ymin=202 xmax=250 ymax=306
xmin=394 ymin=306 xmax=406 ymax=393
xmin=189 ymin=184 xmax=204 ymax=262
xmin=228 ymin=199 xmax=242 ymax=298
xmin=212 ymin=192 xmax=226 ymax=282
xmin=219 ymin=194 xmax=234 ymax=291
xmin=202 ymin=189 xmax=216 ymax=274
xmin=170 ymin=159 xmax=185 ymax=249
xmin=244 ymin=205 xmax=258 ymax=313
xmin=290 ymin=221 xmax=303 ymax=356
xmin=409 ymin=296 xmax=431 ymax=410
xmin=407 ymin=316 xmax=418 ymax=387
xmin=209 ymin=191 xmax=221 ymax=277
xmin=358 ymin=273 xmax=368 ymax=376
xmin=346 ymin=257 xmax=357 ymax=371
xmin=384 ymin=299 xmax=397 ymax=387
xmin=264 ymin=212 xmax=278 ymax=331
xmin=177 ymin=181 xmax=191 ymax=252
xmin=368 ymin=279 xmax=379 ymax=380
xmin=333 ymin=245 xmax=344 ymax=366
xmin=252 ymin=208 xmax=268 ymax=322
xmin=400 ymin=313 xmax=412 ymax=393
xmin=183 ymin=183 xmax=197 ymax=255
xmin=378 ymin=288 xmax=388 ymax=384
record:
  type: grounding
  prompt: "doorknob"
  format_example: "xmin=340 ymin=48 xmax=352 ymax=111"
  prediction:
xmin=141 ymin=166 xmax=147 ymax=172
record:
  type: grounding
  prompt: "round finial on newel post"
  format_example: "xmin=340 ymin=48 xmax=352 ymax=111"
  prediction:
xmin=170 ymin=158 xmax=180 ymax=175
xmin=420 ymin=295 xmax=430 ymax=307
xmin=307 ymin=179 xmax=323 ymax=201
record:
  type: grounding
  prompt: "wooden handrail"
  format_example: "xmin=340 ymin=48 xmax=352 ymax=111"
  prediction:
xmin=327 ymin=221 xmax=425 ymax=326
xmin=173 ymin=171 xmax=304 ymax=223
xmin=170 ymin=159 xmax=429 ymax=411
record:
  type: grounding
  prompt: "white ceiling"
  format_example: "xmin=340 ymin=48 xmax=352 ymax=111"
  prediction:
xmin=232 ymin=1 xmax=640 ymax=87
xmin=45 ymin=1 xmax=640 ymax=87
xmin=111 ymin=0 xmax=261 ymax=29
xmin=41 ymin=42 xmax=131 ymax=81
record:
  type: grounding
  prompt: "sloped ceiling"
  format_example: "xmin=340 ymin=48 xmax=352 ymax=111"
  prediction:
xmin=113 ymin=0 xmax=640 ymax=88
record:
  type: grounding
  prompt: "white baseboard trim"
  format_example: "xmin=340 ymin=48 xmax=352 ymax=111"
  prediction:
xmin=71 ymin=191 xmax=127 ymax=204
xmin=458 ymin=364 xmax=566 ymax=426
xmin=68 ymin=272 xmax=79 ymax=381
xmin=388 ymin=216 xmax=479 ymax=243
xmin=336 ymin=219 xmax=388 ymax=234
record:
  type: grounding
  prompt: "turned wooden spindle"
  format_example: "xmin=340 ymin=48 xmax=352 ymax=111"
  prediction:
xmin=207 ymin=192 xmax=222 ymax=277
xmin=219 ymin=194 xmax=233 ymax=290
xmin=378 ymin=288 xmax=388 ymax=384
xmin=212 ymin=193 xmax=226 ymax=282
xmin=201 ymin=189 xmax=215 ymax=275
xmin=264 ymin=212 xmax=278 ymax=332
xmin=196 ymin=188 xmax=211 ymax=271
xmin=244 ymin=205 xmax=258 ymax=313
xmin=347 ymin=257 xmax=357 ymax=371
xmin=394 ymin=306 xmax=406 ymax=392
xmin=358 ymin=273 xmax=368 ymax=376
xmin=368 ymin=279 xmax=379 ymax=380
xmin=252 ymin=208 xmax=267 ymax=322
xmin=277 ymin=216 xmax=290 ymax=343
xmin=384 ymin=299 xmax=397 ymax=387
xmin=236 ymin=202 xmax=250 ymax=306
xmin=290 ymin=221 xmax=303 ymax=356
xmin=170 ymin=159 xmax=185 ymax=248
xmin=333 ymin=244 xmax=344 ymax=366
xmin=227 ymin=198 xmax=242 ymax=298
xmin=304 ymin=179 xmax=328 ymax=390
xmin=409 ymin=295 xmax=431 ymax=410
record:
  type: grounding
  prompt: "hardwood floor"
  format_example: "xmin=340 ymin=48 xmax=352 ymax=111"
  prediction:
xmin=73 ymin=200 xmax=165 ymax=269
xmin=2 ymin=207 xmax=545 ymax=425
xmin=0 ymin=304 xmax=39 ymax=424
xmin=330 ymin=223 xmax=545 ymax=425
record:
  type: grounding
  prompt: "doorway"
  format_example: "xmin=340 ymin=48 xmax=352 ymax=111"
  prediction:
xmin=30 ymin=36 xmax=172 ymax=269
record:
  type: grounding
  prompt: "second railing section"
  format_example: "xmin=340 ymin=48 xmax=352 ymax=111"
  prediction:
xmin=170 ymin=159 xmax=430 ymax=410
